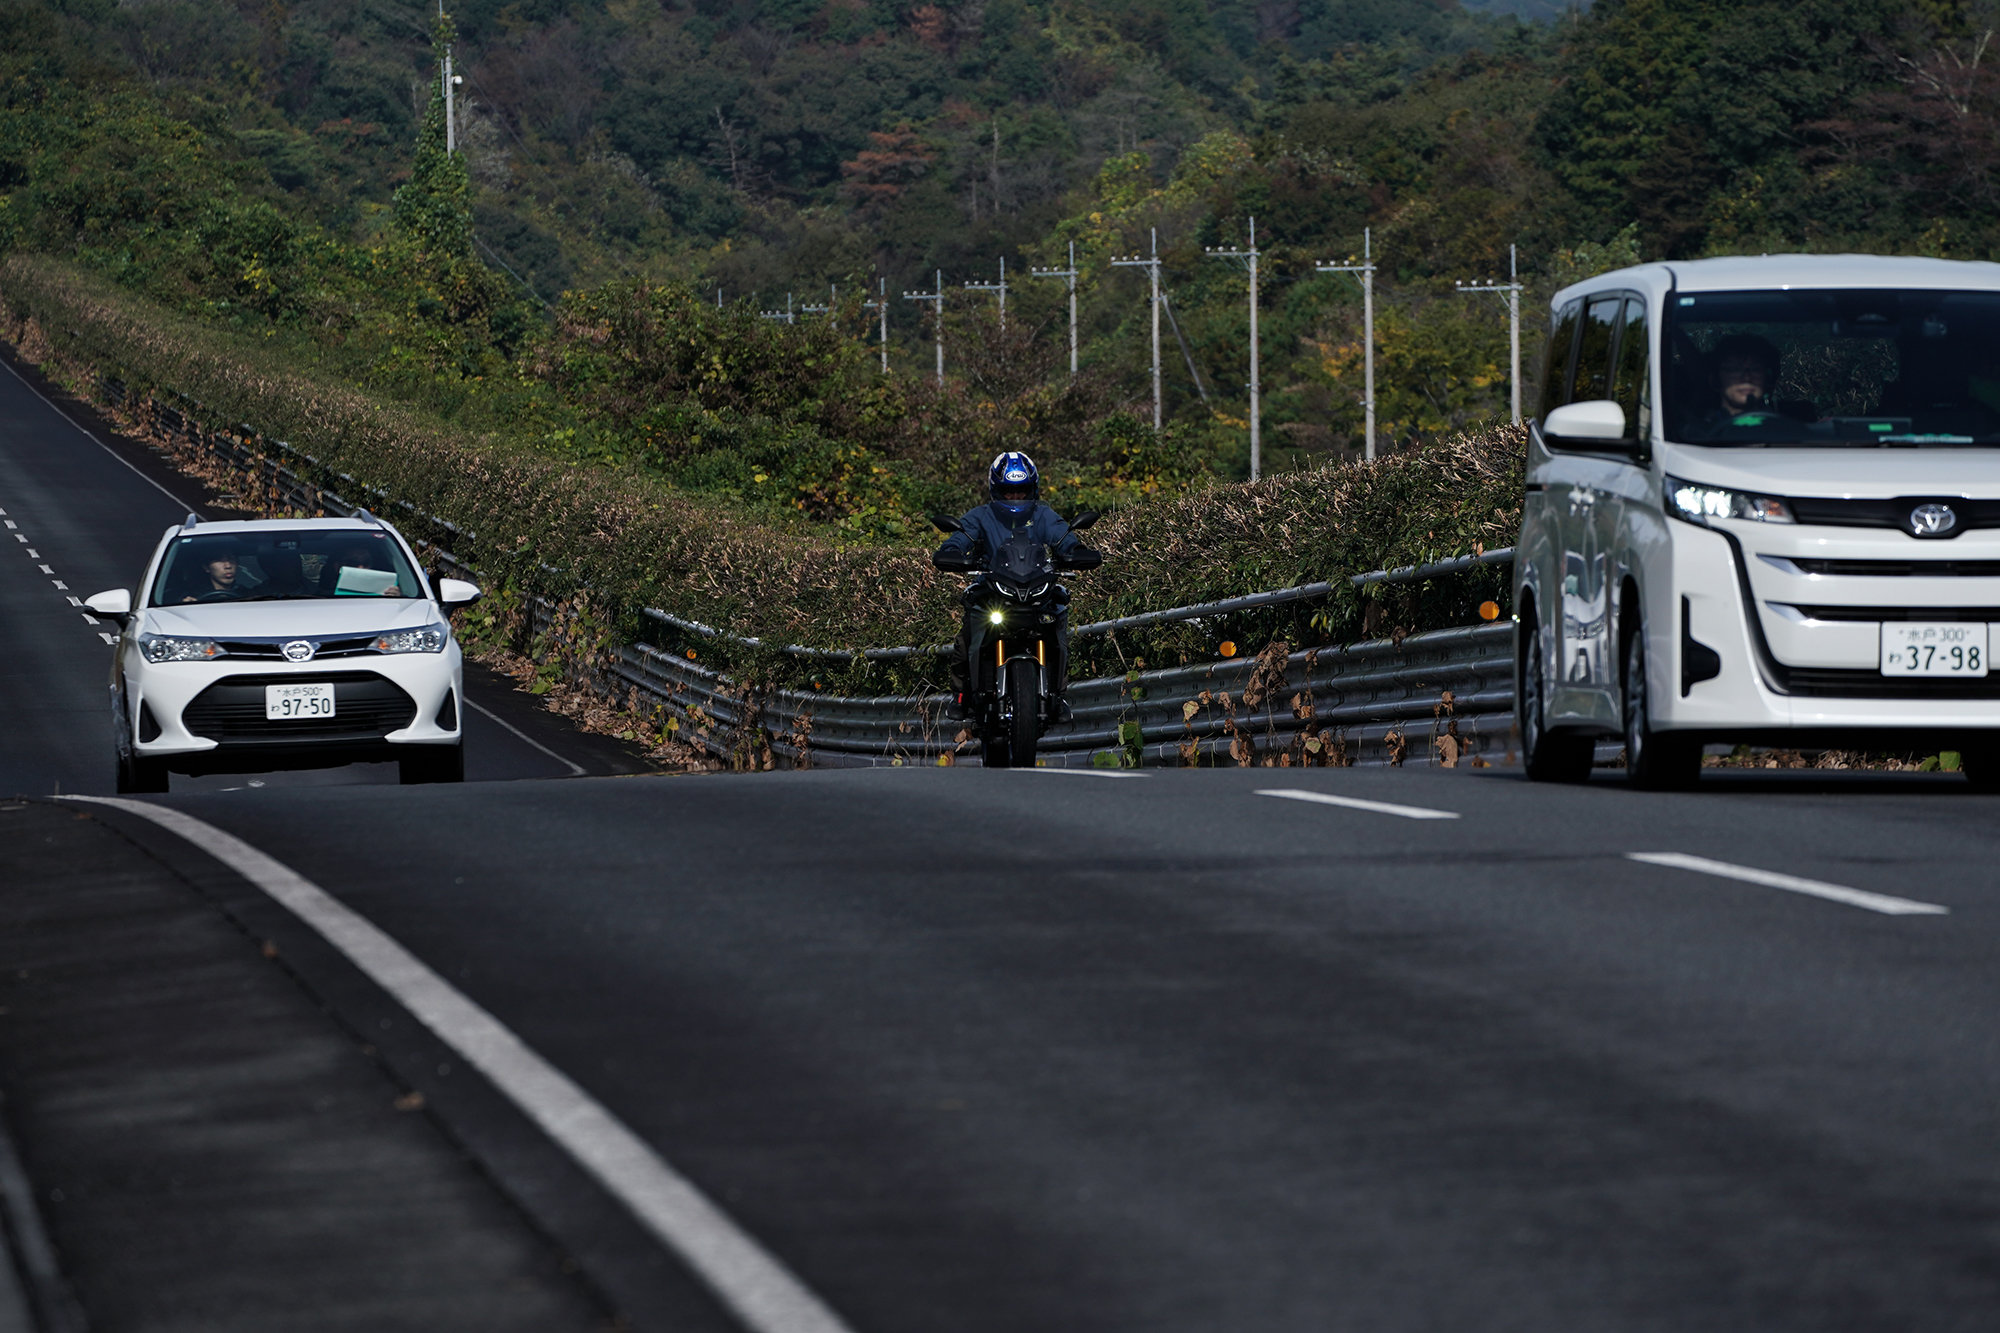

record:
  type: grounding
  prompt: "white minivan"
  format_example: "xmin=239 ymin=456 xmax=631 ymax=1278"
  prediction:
xmin=1518 ymin=255 xmax=2000 ymax=787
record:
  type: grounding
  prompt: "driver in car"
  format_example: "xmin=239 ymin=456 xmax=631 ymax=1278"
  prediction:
xmin=180 ymin=543 xmax=247 ymax=602
xmin=932 ymin=451 xmax=1100 ymax=721
xmin=1702 ymin=334 xmax=1787 ymax=432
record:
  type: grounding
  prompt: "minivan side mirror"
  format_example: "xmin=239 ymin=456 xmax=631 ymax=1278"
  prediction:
xmin=436 ymin=578 xmax=482 ymax=613
xmin=85 ymin=589 xmax=132 ymax=628
xmin=1542 ymin=400 xmax=1641 ymax=452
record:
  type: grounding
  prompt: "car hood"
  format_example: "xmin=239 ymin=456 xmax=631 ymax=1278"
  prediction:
xmin=140 ymin=598 xmax=440 ymax=639
xmin=1657 ymin=442 xmax=2000 ymax=497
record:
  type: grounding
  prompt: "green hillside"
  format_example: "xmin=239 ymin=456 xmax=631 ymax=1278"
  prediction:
xmin=6 ymin=0 xmax=1995 ymax=526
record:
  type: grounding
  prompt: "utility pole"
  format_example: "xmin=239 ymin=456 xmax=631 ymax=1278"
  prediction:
xmin=758 ymin=293 xmax=796 ymax=325
xmin=1208 ymin=217 xmax=1262 ymax=481
xmin=962 ymin=259 xmax=1008 ymax=331
xmin=1316 ymin=226 xmax=1378 ymax=462
xmin=862 ymin=277 xmax=889 ymax=372
xmin=800 ymin=283 xmax=837 ymax=325
xmin=1030 ymin=241 xmax=1080 ymax=375
xmin=1111 ymin=228 xmax=1164 ymax=430
xmin=440 ymin=2 xmax=458 ymax=154
xmin=1455 ymin=244 xmax=1524 ymax=425
xmin=903 ymin=270 xmax=945 ymax=384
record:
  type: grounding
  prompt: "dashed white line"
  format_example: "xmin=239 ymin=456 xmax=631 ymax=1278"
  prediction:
xmin=25 ymin=549 xmax=37 ymax=559
xmin=36 ymin=565 xmax=51 ymax=575
xmin=58 ymin=797 xmax=856 ymax=1333
xmin=2 ymin=520 xmax=13 ymax=529
xmin=50 ymin=579 xmax=65 ymax=591
xmin=1626 ymin=852 xmax=1948 ymax=916
xmin=1256 ymin=788 xmax=1461 ymax=821
xmin=97 ymin=632 xmax=116 ymax=645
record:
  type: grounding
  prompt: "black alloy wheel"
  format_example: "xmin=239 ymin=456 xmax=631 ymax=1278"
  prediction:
xmin=1522 ymin=618 xmax=1594 ymax=783
xmin=398 ymin=742 xmax=465 ymax=785
xmin=1623 ymin=629 xmax=1700 ymax=790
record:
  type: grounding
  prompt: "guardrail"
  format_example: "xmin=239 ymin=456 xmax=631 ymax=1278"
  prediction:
xmin=99 ymin=374 xmax=1520 ymax=770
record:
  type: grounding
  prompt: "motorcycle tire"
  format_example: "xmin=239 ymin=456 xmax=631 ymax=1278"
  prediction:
xmin=981 ymin=729 xmax=1011 ymax=768
xmin=1008 ymin=658 xmax=1040 ymax=768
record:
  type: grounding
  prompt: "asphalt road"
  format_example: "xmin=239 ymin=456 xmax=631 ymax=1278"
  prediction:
xmin=6 ymin=357 xmax=2000 ymax=1331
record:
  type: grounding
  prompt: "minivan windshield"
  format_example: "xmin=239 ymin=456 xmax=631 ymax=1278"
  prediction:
xmin=148 ymin=528 xmax=422 ymax=607
xmin=1665 ymin=288 xmax=2000 ymax=446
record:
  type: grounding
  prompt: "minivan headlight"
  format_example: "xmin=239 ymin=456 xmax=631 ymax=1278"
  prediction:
xmin=370 ymin=624 xmax=449 ymax=654
xmin=138 ymin=633 xmax=223 ymax=663
xmin=1666 ymin=477 xmax=1794 ymax=526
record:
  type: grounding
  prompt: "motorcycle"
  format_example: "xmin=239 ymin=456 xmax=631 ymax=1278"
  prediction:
xmin=930 ymin=510 xmax=1100 ymax=768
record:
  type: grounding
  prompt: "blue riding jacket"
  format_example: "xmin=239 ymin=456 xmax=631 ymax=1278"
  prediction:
xmin=934 ymin=501 xmax=1087 ymax=572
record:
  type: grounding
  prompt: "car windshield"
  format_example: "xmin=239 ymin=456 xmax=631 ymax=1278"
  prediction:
xmin=1664 ymin=288 xmax=2000 ymax=446
xmin=148 ymin=528 xmax=422 ymax=607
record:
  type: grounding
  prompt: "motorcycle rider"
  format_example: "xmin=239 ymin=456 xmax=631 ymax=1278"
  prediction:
xmin=933 ymin=451 xmax=1101 ymax=721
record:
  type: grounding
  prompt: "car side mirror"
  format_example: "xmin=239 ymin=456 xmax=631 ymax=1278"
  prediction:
xmin=437 ymin=578 xmax=482 ymax=614
xmin=929 ymin=512 xmax=962 ymax=535
xmin=1542 ymin=400 xmax=1642 ymax=452
xmin=1069 ymin=510 xmax=1101 ymax=530
xmin=85 ymin=589 xmax=132 ymax=628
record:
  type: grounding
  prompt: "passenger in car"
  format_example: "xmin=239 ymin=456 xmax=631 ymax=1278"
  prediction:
xmin=320 ymin=538 xmax=405 ymax=596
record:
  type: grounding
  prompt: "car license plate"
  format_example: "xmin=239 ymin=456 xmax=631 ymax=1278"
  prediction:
xmin=1880 ymin=623 xmax=1988 ymax=676
xmin=266 ymin=682 xmax=336 ymax=719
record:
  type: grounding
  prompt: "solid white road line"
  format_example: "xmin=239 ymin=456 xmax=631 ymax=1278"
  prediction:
xmin=1626 ymin=852 xmax=1949 ymax=916
xmin=1018 ymin=766 xmax=1147 ymax=778
xmin=60 ymin=796 xmax=856 ymax=1333
xmin=0 ymin=355 xmax=198 ymax=511
xmin=1256 ymin=788 xmax=1461 ymax=820
xmin=463 ymin=697 xmax=587 ymax=777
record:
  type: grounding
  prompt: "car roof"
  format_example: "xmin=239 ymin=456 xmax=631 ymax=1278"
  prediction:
xmin=1553 ymin=254 xmax=2000 ymax=309
xmin=164 ymin=517 xmax=397 ymax=538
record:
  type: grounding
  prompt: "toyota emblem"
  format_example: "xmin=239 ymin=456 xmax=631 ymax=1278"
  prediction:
xmin=1909 ymin=503 xmax=1959 ymax=537
xmin=281 ymin=640 xmax=317 ymax=663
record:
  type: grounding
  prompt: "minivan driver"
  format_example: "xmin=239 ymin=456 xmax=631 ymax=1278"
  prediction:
xmin=1712 ymin=333 xmax=1780 ymax=423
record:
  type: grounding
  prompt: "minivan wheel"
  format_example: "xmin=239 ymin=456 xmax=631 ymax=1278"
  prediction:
xmin=1959 ymin=739 xmax=2000 ymax=789
xmin=1623 ymin=630 xmax=1700 ymax=790
xmin=1522 ymin=621 xmax=1594 ymax=783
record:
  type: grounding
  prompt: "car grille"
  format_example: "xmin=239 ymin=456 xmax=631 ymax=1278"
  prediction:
xmin=1787 ymin=558 xmax=2000 ymax=577
xmin=1781 ymin=667 xmax=2000 ymax=699
xmin=1780 ymin=604 xmax=2000 ymax=622
xmin=1788 ymin=496 xmax=2000 ymax=531
xmin=212 ymin=635 xmax=379 ymax=660
xmin=182 ymin=672 xmax=417 ymax=743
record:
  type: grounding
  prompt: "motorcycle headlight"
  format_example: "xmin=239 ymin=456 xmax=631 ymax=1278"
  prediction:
xmin=138 ymin=634 xmax=223 ymax=663
xmin=370 ymin=624 xmax=449 ymax=654
xmin=988 ymin=609 xmax=1006 ymax=625
xmin=1666 ymin=477 xmax=1793 ymax=527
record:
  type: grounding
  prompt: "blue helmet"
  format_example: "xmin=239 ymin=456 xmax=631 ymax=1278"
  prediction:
xmin=988 ymin=451 xmax=1039 ymax=518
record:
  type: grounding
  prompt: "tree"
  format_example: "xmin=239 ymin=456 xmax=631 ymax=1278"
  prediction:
xmin=393 ymin=13 xmax=473 ymax=261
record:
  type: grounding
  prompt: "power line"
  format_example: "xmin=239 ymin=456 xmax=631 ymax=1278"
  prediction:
xmin=902 ymin=270 xmax=945 ymax=385
xmin=1316 ymin=226 xmax=1377 ymax=461
xmin=1029 ymin=242 xmax=1080 ymax=376
xmin=962 ymin=259 xmax=1008 ymax=331
xmin=1454 ymin=244 xmax=1523 ymax=425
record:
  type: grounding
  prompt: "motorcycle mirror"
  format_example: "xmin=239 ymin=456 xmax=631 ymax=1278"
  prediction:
xmin=929 ymin=512 xmax=962 ymax=534
xmin=1069 ymin=510 xmax=1101 ymax=530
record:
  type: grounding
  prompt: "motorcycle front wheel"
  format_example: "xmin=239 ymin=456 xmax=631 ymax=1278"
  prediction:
xmin=1008 ymin=657 xmax=1040 ymax=768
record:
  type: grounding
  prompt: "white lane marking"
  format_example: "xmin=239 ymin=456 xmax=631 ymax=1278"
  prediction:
xmin=1256 ymin=788 xmax=1461 ymax=821
xmin=65 ymin=596 xmax=81 ymax=607
xmin=11 ymin=533 xmax=22 ymax=542
xmin=463 ymin=696 xmax=586 ymax=777
xmin=25 ymin=549 xmax=38 ymax=558
xmin=81 ymin=614 xmax=99 ymax=626
xmin=0 ymin=355 xmax=199 ymax=511
xmin=59 ymin=796 xmax=856 ymax=1333
xmin=1626 ymin=852 xmax=1948 ymax=916
xmin=36 ymin=565 xmax=51 ymax=575
xmin=97 ymin=632 xmax=116 ymax=644
xmin=2 ymin=519 xmax=13 ymax=528
xmin=50 ymin=579 xmax=65 ymax=591
xmin=1017 ymin=766 xmax=1147 ymax=778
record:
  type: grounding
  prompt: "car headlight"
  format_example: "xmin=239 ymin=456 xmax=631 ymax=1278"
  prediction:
xmin=370 ymin=624 xmax=449 ymax=654
xmin=138 ymin=634 xmax=223 ymax=663
xmin=1666 ymin=477 xmax=1794 ymax=526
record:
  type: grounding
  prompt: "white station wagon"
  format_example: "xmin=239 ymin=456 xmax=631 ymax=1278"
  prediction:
xmin=86 ymin=513 xmax=480 ymax=791
xmin=1519 ymin=254 xmax=2000 ymax=786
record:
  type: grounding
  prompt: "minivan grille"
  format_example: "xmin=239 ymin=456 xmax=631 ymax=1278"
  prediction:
xmin=182 ymin=672 xmax=416 ymax=743
xmin=1781 ymin=604 xmax=2000 ymax=622
xmin=1787 ymin=558 xmax=2000 ymax=577
xmin=1782 ymin=668 xmax=2000 ymax=699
